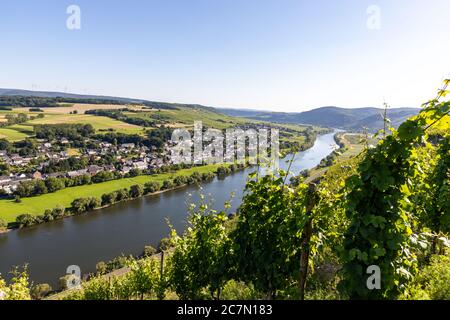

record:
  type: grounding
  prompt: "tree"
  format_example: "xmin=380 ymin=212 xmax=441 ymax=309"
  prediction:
xmin=45 ymin=177 xmax=65 ymax=193
xmin=101 ymin=192 xmax=118 ymax=206
xmin=144 ymin=182 xmax=160 ymax=194
xmin=162 ymin=180 xmax=174 ymax=190
xmin=16 ymin=214 xmax=36 ymax=228
xmin=0 ymin=218 xmax=7 ymax=232
xmin=116 ymin=189 xmax=129 ymax=202
xmin=129 ymin=184 xmax=144 ymax=198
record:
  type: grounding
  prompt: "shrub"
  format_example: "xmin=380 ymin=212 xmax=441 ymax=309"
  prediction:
xmin=129 ymin=184 xmax=144 ymax=198
xmin=31 ymin=283 xmax=52 ymax=300
xmin=0 ymin=217 xmax=7 ymax=231
xmin=116 ymin=189 xmax=129 ymax=201
xmin=71 ymin=197 xmax=101 ymax=214
xmin=52 ymin=206 xmax=66 ymax=219
xmin=404 ymin=253 xmax=450 ymax=300
xmin=158 ymin=237 xmax=173 ymax=252
xmin=162 ymin=180 xmax=174 ymax=190
xmin=16 ymin=214 xmax=36 ymax=228
xmin=102 ymin=192 xmax=118 ymax=205
xmin=43 ymin=210 xmax=54 ymax=222
xmin=143 ymin=245 xmax=157 ymax=257
xmin=174 ymin=176 xmax=187 ymax=186
xmin=144 ymin=182 xmax=160 ymax=194
xmin=96 ymin=261 xmax=108 ymax=275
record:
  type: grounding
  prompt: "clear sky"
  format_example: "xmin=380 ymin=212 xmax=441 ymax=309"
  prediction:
xmin=1 ymin=0 xmax=449 ymax=112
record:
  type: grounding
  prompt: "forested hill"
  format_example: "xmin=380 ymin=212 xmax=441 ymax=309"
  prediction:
xmin=218 ymin=106 xmax=420 ymax=132
xmin=0 ymin=88 xmax=215 ymax=112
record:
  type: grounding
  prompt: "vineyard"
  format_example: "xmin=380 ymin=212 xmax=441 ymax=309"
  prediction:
xmin=1 ymin=82 xmax=449 ymax=300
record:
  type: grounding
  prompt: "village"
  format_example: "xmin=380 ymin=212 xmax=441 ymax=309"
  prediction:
xmin=0 ymin=138 xmax=172 ymax=195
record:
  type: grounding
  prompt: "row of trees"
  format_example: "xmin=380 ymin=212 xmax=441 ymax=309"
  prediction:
xmin=34 ymin=123 xmax=95 ymax=141
xmin=11 ymin=165 xmax=242 ymax=229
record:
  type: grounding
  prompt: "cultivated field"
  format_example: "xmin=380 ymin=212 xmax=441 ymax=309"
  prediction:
xmin=16 ymin=103 xmax=145 ymax=115
xmin=0 ymin=111 xmax=145 ymax=140
xmin=0 ymin=128 xmax=29 ymax=141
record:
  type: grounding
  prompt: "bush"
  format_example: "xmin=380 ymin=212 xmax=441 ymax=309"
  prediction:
xmin=16 ymin=214 xmax=36 ymax=228
xmin=0 ymin=217 xmax=7 ymax=231
xmin=129 ymin=184 xmax=144 ymax=198
xmin=216 ymin=166 xmax=231 ymax=176
xmin=102 ymin=192 xmax=118 ymax=205
xmin=31 ymin=283 xmax=52 ymax=300
xmin=143 ymin=245 xmax=157 ymax=257
xmin=52 ymin=206 xmax=66 ymax=219
xmin=96 ymin=261 xmax=108 ymax=275
xmin=404 ymin=253 xmax=450 ymax=300
xmin=221 ymin=280 xmax=261 ymax=300
xmin=144 ymin=182 xmax=160 ymax=194
xmin=116 ymin=189 xmax=129 ymax=202
xmin=162 ymin=180 xmax=174 ymax=190
xmin=158 ymin=237 xmax=172 ymax=252
xmin=71 ymin=197 xmax=101 ymax=214
xmin=43 ymin=210 xmax=54 ymax=222
xmin=174 ymin=176 xmax=187 ymax=186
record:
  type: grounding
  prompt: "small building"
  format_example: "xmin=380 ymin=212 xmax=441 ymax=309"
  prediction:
xmin=104 ymin=165 xmax=116 ymax=172
xmin=67 ymin=169 xmax=88 ymax=178
xmin=133 ymin=161 xmax=148 ymax=170
xmin=121 ymin=143 xmax=135 ymax=149
xmin=121 ymin=166 xmax=132 ymax=174
xmin=87 ymin=165 xmax=103 ymax=175
xmin=31 ymin=171 xmax=43 ymax=180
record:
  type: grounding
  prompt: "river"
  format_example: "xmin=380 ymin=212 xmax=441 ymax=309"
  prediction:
xmin=0 ymin=131 xmax=338 ymax=287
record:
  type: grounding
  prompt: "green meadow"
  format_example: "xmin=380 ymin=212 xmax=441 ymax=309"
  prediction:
xmin=0 ymin=164 xmax=226 ymax=223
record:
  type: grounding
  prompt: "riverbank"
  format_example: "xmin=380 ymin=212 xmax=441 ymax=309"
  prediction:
xmin=0 ymin=164 xmax=239 ymax=223
xmin=0 ymin=143 xmax=315 ymax=228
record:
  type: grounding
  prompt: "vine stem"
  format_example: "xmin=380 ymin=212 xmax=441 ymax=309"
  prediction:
xmin=283 ymin=152 xmax=296 ymax=186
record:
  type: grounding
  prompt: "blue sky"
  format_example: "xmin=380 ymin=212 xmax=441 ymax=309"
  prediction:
xmin=1 ymin=0 xmax=449 ymax=111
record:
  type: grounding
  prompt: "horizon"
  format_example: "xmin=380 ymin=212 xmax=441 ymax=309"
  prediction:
xmin=1 ymin=0 xmax=449 ymax=111
xmin=0 ymin=86 xmax=422 ymax=113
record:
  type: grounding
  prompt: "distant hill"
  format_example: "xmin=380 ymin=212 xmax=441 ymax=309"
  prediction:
xmin=218 ymin=106 xmax=420 ymax=132
xmin=0 ymin=88 xmax=146 ymax=104
xmin=0 ymin=88 xmax=419 ymax=131
xmin=0 ymin=88 xmax=216 ymax=112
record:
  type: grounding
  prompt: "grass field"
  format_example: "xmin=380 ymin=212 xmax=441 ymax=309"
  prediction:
xmin=0 ymin=128 xmax=30 ymax=141
xmin=0 ymin=109 xmax=146 ymax=140
xmin=28 ymin=114 xmax=145 ymax=134
xmin=0 ymin=164 xmax=225 ymax=223
xmin=306 ymin=132 xmax=367 ymax=183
